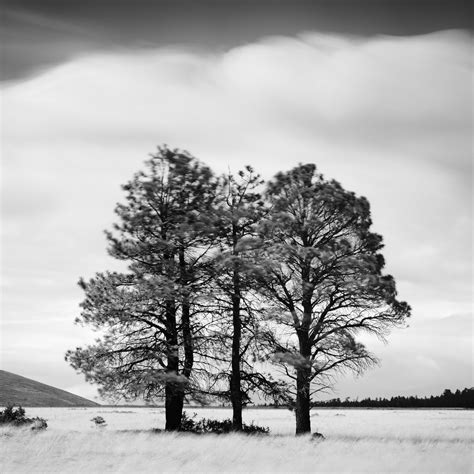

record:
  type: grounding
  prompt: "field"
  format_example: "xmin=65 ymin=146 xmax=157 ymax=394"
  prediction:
xmin=1 ymin=407 xmax=472 ymax=473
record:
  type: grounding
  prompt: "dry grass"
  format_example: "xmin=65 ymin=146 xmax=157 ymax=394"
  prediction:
xmin=1 ymin=408 xmax=472 ymax=473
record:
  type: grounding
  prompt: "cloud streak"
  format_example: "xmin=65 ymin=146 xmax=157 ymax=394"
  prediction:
xmin=3 ymin=1 xmax=471 ymax=82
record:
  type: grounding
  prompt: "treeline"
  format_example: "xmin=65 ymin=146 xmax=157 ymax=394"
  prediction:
xmin=66 ymin=146 xmax=410 ymax=435
xmin=310 ymin=388 xmax=474 ymax=408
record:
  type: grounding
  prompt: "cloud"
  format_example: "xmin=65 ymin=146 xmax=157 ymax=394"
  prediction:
xmin=1 ymin=30 xmax=472 ymax=397
xmin=2 ymin=1 xmax=471 ymax=82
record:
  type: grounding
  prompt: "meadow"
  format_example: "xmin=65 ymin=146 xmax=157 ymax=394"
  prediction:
xmin=1 ymin=407 xmax=472 ymax=473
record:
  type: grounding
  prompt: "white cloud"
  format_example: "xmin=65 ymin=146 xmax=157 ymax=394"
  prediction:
xmin=1 ymin=30 xmax=472 ymax=397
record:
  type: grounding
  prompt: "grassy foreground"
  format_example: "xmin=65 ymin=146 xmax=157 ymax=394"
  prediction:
xmin=1 ymin=427 xmax=471 ymax=473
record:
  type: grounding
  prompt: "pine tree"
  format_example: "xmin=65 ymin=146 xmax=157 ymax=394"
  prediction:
xmin=66 ymin=146 xmax=218 ymax=430
xmin=260 ymin=164 xmax=410 ymax=434
xmin=210 ymin=167 xmax=286 ymax=430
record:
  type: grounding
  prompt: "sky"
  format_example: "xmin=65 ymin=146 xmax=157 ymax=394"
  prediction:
xmin=1 ymin=0 xmax=472 ymax=403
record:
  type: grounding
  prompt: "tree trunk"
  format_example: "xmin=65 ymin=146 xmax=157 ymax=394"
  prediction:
xmin=230 ymin=225 xmax=243 ymax=431
xmin=165 ymin=384 xmax=184 ymax=431
xmin=179 ymin=247 xmax=194 ymax=379
xmin=230 ymin=282 xmax=243 ymax=431
xmin=181 ymin=301 xmax=193 ymax=378
xmin=295 ymin=328 xmax=311 ymax=435
xmin=164 ymin=348 xmax=184 ymax=430
xmin=165 ymin=297 xmax=183 ymax=431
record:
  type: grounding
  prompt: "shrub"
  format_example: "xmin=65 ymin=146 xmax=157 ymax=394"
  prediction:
xmin=0 ymin=405 xmax=47 ymax=430
xmin=31 ymin=417 xmax=48 ymax=430
xmin=179 ymin=412 xmax=269 ymax=435
xmin=91 ymin=416 xmax=107 ymax=427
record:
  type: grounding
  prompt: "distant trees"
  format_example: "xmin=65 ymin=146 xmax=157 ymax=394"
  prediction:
xmin=67 ymin=146 xmax=410 ymax=434
xmin=310 ymin=387 xmax=474 ymax=409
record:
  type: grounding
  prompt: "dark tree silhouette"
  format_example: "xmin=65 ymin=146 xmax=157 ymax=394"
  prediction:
xmin=260 ymin=164 xmax=410 ymax=434
xmin=66 ymin=146 xmax=218 ymax=430
xmin=209 ymin=167 xmax=288 ymax=430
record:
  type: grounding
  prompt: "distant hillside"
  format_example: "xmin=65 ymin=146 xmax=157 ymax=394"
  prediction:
xmin=0 ymin=370 xmax=100 ymax=407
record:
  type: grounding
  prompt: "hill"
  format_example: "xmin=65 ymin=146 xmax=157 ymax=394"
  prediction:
xmin=0 ymin=370 xmax=100 ymax=407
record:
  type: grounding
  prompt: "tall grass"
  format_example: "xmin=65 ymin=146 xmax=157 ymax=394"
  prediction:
xmin=1 ymin=408 xmax=472 ymax=473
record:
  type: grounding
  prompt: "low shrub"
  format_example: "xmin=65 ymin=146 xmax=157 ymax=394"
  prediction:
xmin=31 ymin=417 xmax=48 ymax=430
xmin=91 ymin=416 xmax=107 ymax=428
xmin=179 ymin=411 xmax=269 ymax=435
xmin=0 ymin=405 xmax=48 ymax=430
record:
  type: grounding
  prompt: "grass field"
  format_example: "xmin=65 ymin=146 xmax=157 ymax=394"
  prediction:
xmin=1 ymin=407 xmax=472 ymax=473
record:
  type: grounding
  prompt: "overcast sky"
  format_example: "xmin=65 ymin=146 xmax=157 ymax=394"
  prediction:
xmin=1 ymin=0 xmax=472 ymax=402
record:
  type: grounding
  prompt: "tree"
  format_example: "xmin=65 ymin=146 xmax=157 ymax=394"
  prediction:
xmin=207 ymin=167 xmax=288 ymax=430
xmin=66 ymin=146 xmax=218 ymax=430
xmin=260 ymin=164 xmax=410 ymax=434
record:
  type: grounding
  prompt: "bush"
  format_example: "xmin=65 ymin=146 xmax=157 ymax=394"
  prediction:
xmin=179 ymin=412 xmax=269 ymax=435
xmin=31 ymin=417 xmax=48 ymax=431
xmin=0 ymin=405 xmax=48 ymax=430
xmin=91 ymin=416 xmax=107 ymax=427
